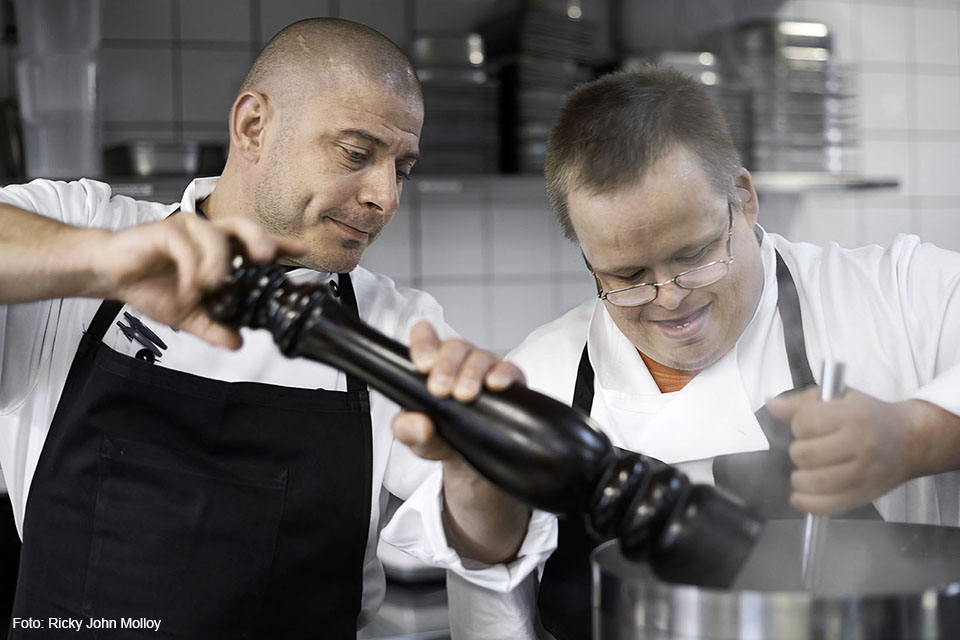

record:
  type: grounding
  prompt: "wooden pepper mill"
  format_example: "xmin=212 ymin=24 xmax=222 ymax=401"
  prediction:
xmin=204 ymin=246 xmax=764 ymax=587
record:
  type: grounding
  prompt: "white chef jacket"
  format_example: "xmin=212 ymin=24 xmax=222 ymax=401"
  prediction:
xmin=510 ymin=228 xmax=960 ymax=525
xmin=448 ymin=227 xmax=960 ymax=640
xmin=0 ymin=177 xmax=554 ymax=629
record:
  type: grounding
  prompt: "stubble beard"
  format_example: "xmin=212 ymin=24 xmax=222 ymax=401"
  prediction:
xmin=252 ymin=159 xmax=388 ymax=273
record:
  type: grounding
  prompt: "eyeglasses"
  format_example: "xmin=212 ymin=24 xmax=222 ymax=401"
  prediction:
xmin=590 ymin=203 xmax=735 ymax=307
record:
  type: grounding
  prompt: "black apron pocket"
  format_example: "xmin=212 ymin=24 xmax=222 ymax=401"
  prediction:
xmin=81 ymin=435 xmax=287 ymax=639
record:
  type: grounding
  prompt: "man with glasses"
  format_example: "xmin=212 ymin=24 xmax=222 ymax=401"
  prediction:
xmin=463 ymin=66 xmax=960 ymax=640
xmin=586 ymin=202 xmax=734 ymax=307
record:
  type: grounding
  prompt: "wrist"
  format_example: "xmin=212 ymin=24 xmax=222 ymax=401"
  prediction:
xmin=896 ymin=400 xmax=924 ymax=480
xmin=74 ymin=228 xmax=120 ymax=299
xmin=896 ymin=398 xmax=960 ymax=480
xmin=442 ymin=457 xmax=506 ymax=505
xmin=441 ymin=461 xmax=530 ymax=564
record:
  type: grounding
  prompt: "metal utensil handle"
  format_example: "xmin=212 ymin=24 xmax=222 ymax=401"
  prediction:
xmin=801 ymin=360 xmax=846 ymax=590
xmin=819 ymin=361 xmax=846 ymax=403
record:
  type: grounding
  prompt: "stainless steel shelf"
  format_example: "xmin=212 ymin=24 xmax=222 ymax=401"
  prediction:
xmin=750 ymin=172 xmax=899 ymax=193
xmin=411 ymin=172 xmax=900 ymax=195
xmin=100 ymin=172 xmax=901 ymax=204
xmin=106 ymin=176 xmax=193 ymax=203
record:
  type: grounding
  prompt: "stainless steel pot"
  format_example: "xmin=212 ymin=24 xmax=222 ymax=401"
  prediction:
xmin=592 ymin=520 xmax=960 ymax=639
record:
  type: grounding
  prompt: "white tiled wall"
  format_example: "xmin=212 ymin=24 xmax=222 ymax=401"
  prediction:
xmin=12 ymin=0 xmax=593 ymax=356
xmin=98 ymin=0 xmax=261 ymax=146
xmin=764 ymin=0 xmax=960 ymax=253
xmin=91 ymin=0 xmax=609 ymax=150
xmin=360 ymin=177 xmax=596 ymax=353
xmin=7 ymin=0 xmax=958 ymax=355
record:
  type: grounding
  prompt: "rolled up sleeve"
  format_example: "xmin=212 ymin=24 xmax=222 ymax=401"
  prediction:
xmin=380 ymin=467 xmax=558 ymax=591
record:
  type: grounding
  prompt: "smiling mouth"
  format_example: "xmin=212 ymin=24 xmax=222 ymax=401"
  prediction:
xmin=650 ymin=305 xmax=710 ymax=337
xmin=329 ymin=218 xmax=373 ymax=239
xmin=654 ymin=307 xmax=703 ymax=326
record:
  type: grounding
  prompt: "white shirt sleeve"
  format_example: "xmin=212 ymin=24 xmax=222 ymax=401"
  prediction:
xmin=381 ymin=468 xmax=557 ymax=592
xmin=446 ymin=569 xmax=547 ymax=640
xmin=893 ymin=238 xmax=960 ymax=415
xmin=377 ymin=284 xmax=455 ymax=501
xmin=809 ymin=234 xmax=960 ymax=525
xmin=813 ymin=235 xmax=960 ymax=413
xmin=0 ymin=180 xmax=101 ymax=414
xmin=0 ymin=179 xmax=162 ymax=414
xmin=375 ymin=284 xmax=558 ymax=592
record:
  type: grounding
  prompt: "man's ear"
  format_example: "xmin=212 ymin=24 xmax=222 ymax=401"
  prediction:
xmin=230 ymin=90 xmax=269 ymax=161
xmin=733 ymin=167 xmax=759 ymax=227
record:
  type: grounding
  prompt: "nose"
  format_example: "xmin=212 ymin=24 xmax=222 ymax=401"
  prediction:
xmin=358 ymin=162 xmax=400 ymax=214
xmin=652 ymin=280 xmax=691 ymax=311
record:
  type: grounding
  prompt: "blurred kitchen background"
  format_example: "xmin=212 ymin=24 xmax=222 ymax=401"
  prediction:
xmin=0 ymin=0 xmax=958 ymax=637
xmin=0 ymin=0 xmax=955 ymax=354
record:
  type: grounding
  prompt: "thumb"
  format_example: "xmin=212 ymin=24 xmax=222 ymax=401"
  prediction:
xmin=393 ymin=411 xmax=434 ymax=448
xmin=766 ymin=386 xmax=818 ymax=420
xmin=393 ymin=411 xmax=457 ymax=461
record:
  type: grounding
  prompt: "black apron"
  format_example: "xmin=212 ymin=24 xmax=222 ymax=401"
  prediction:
xmin=538 ymin=250 xmax=880 ymax=640
xmin=11 ymin=273 xmax=372 ymax=639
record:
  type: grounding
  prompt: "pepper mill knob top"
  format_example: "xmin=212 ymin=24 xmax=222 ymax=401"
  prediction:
xmin=203 ymin=239 xmax=338 ymax=355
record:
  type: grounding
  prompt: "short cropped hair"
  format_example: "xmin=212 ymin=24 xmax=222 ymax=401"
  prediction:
xmin=239 ymin=18 xmax=421 ymax=108
xmin=545 ymin=65 xmax=741 ymax=242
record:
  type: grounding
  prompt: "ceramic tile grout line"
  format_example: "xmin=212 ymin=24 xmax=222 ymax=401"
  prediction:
xmin=801 ymin=360 xmax=846 ymax=590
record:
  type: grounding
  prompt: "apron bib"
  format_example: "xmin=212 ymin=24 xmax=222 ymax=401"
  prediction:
xmin=538 ymin=250 xmax=879 ymax=640
xmin=12 ymin=273 xmax=372 ymax=639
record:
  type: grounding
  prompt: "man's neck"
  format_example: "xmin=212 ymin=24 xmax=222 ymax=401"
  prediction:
xmin=201 ymin=167 xmax=249 ymax=222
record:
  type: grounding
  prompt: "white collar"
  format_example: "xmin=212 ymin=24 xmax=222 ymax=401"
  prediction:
xmin=179 ymin=176 xmax=220 ymax=215
xmin=176 ymin=176 xmax=334 ymax=283
xmin=584 ymin=225 xmax=782 ymax=401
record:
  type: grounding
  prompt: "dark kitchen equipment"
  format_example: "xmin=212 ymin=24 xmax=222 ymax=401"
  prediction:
xmin=0 ymin=98 xmax=25 ymax=178
xmin=624 ymin=52 xmax=751 ymax=173
xmin=707 ymin=20 xmax=859 ymax=173
xmin=478 ymin=4 xmax=597 ymax=173
xmin=103 ymin=141 xmax=226 ymax=177
xmin=202 ymin=245 xmax=764 ymax=588
xmin=411 ymin=33 xmax=500 ymax=175
xmin=594 ymin=519 xmax=960 ymax=639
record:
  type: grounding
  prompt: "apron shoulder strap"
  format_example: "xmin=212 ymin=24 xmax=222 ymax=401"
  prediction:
xmin=774 ymin=250 xmax=816 ymax=389
xmin=86 ymin=256 xmax=367 ymax=396
xmin=87 ymin=300 xmax=126 ymax=341
xmin=572 ymin=344 xmax=595 ymax=414
xmin=335 ymin=272 xmax=367 ymax=394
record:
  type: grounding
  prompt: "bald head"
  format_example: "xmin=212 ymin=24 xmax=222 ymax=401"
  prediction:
xmin=240 ymin=18 xmax=422 ymax=111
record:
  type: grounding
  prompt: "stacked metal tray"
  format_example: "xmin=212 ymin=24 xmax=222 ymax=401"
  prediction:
xmin=411 ymin=34 xmax=500 ymax=175
xmin=479 ymin=2 xmax=595 ymax=173
xmin=626 ymin=51 xmax=753 ymax=171
xmin=718 ymin=20 xmax=859 ymax=173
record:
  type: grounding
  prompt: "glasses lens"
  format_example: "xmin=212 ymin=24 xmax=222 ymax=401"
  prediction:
xmin=607 ymin=284 xmax=657 ymax=307
xmin=676 ymin=262 xmax=728 ymax=289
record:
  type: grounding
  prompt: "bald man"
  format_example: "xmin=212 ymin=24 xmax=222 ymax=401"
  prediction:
xmin=0 ymin=19 xmax=550 ymax=638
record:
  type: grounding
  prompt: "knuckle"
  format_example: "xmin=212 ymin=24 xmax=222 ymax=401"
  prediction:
xmin=464 ymin=348 xmax=495 ymax=375
xmin=788 ymin=442 xmax=808 ymax=467
xmin=441 ymin=338 xmax=470 ymax=355
xmin=436 ymin=340 xmax=470 ymax=368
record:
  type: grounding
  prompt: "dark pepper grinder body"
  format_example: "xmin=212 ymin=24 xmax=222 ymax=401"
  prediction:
xmin=203 ymin=247 xmax=764 ymax=587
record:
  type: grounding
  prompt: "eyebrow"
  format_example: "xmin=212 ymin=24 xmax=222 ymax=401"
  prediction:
xmin=675 ymin=226 xmax=725 ymax=255
xmin=339 ymin=128 xmax=420 ymax=162
xmin=592 ymin=218 xmax=728 ymax=278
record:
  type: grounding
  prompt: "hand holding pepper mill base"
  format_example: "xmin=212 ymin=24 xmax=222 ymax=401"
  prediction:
xmin=204 ymin=245 xmax=764 ymax=588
